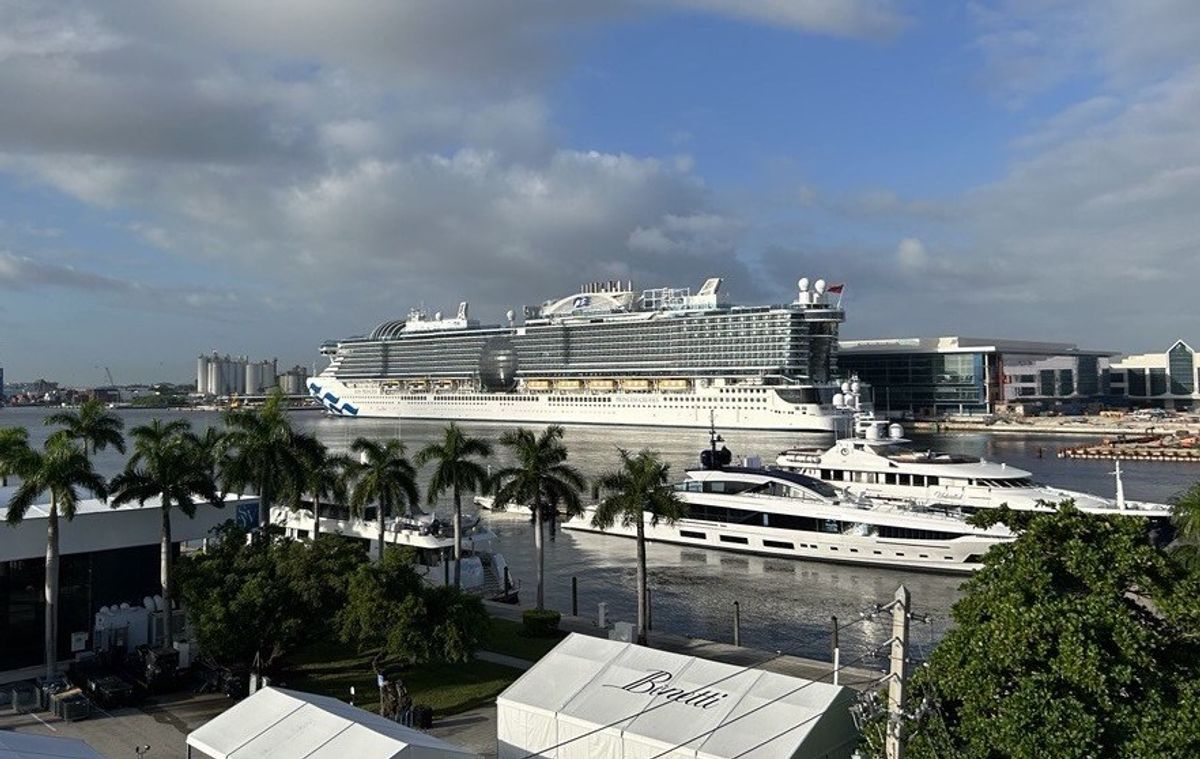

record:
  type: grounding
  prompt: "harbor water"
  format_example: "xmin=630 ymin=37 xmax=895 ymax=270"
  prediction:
xmin=4 ymin=407 xmax=1196 ymax=667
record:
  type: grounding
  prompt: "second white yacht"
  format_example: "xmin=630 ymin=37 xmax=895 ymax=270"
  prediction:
xmin=775 ymin=417 xmax=1172 ymax=519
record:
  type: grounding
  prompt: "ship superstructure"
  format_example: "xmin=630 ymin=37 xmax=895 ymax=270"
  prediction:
xmin=309 ymin=277 xmax=863 ymax=432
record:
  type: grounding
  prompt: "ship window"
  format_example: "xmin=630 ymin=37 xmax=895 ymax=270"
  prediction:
xmin=763 ymin=540 xmax=793 ymax=550
xmin=680 ymin=530 xmax=706 ymax=539
xmin=898 ymin=474 xmax=911 ymax=486
xmin=912 ymin=475 xmax=925 ymax=487
xmin=720 ymin=535 xmax=749 ymax=545
xmin=885 ymin=473 xmax=897 ymax=485
xmin=850 ymin=548 xmax=859 ymax=553
xmin=928 ymin=476 xmax=939 ymax=486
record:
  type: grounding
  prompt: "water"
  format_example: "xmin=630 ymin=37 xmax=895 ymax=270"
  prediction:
xmin=4 ymin=406 xmax=1196 ymax=666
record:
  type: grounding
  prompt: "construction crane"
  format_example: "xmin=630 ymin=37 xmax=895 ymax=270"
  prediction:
xmin=104 ymin=367 xmax=116 ymax=387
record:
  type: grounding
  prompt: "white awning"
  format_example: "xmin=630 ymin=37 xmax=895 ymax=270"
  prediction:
xmin=497 ymin=634 xmax=858 ymax=759
xmin=0 ymin=731 xmax=109 ymax=759
xmin=186 ymin=687 xmax=481 ymax=759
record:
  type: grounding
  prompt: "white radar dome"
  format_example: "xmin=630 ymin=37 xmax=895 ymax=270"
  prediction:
xmin=841 ymin=381 xmax=851 ymax=393
xmin=889 ymin=423 xmax=904 ymax=439
xmin=814 ymin=279 xmax=827 ymax=293
xmin=798 ymin=277 xmax=810 ymax=292
xmin=506 ymin=309 xmax=515 ymax=323
xmin=832 ymin=393 xmax=845 ymax=408
xmin=434 ymin=311 xmax=443 ymax=320
xmin=850 ymin=381 xmax=860 ymax=394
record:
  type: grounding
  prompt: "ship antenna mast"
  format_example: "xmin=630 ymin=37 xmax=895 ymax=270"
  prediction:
xmin=708 ymin=411 xmax=724 ymax=466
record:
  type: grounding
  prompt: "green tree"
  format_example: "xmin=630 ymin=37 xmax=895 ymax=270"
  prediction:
xmin=0 ymin=426 xmax=32 ymax=486
xmin=43 ymin=398 xmax=126 ymax=459
xmin=905 ymin=503 xmax=1200 ymax=759
xmin=190 ymin=426 xmax=228 ymax=491
xmin=222 ymin=392 xmax=304 ymax=527
xmin=110 ymin=419 xmax=222 ymax=648
xmin=350 ymin=437 xmax=419 ymax=562
xmin=417 ymin=423 xmax=492 ymax=589
xmin=491 ymin=426 xmax=585 ymax=610
xmin=339 ymin=548 xmax=489 ymax=664
xmin=287 ymin=434 xmax=353 ymax=544
xmin=176 ymin=523 xmax=367 ymax=671
xmin=4 ymin=435 xmax=107 ymax=678
xmin=1170 ymin=482 xmax=1200 ymax=568
xmin=592 ymin=449 xmax=685 ymax=645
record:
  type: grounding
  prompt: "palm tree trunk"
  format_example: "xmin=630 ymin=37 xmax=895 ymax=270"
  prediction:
xmin=452 ymin=485 xmax=463 ymax=589
xmin=311 ymin=492 xmax=321 ymax=542
xmin=635 ymin=514 xmax=647 ymax=646
xmin=378 ymin=497 xmax=387 ymax=562
xmin=161 ymin=503 xmax=174 ymax=649
xmin=45 ymin=495 xmax=60 ymax=679
xmin=534 ymin=493 xmax=545 ymax=610
xmin=259 ymin=477 xmax=268 ymax=528
xmin=548 ymin=506 xmax=557 ymax=541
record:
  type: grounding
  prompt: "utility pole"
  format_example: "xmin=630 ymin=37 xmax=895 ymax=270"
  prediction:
xmin=886 ymin=585 xmax=910 ymax=759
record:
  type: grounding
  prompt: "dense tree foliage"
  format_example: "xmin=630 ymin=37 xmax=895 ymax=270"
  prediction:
xmin=176 ymin=524 xmax=367 ymax=671
xmin=338 ymin=548 xmax=489 ymax=664
xmin=902 ymin=504 xmax=1200 ymax=759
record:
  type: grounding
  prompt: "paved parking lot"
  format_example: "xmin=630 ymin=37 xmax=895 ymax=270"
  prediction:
xmin=0 ymin=691 xmax=230 ymax=759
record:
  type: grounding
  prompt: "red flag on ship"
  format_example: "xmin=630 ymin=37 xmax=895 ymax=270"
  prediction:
xmin=826 ymin=283 xmax=845 ymax=294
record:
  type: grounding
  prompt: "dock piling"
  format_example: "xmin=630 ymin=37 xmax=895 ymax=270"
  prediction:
xmin=572 ymin=576 xmax=578 ymax=617
xmin=733 ymin=601 xmax=741 ymax=647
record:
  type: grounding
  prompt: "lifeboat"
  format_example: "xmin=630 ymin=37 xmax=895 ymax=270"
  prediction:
xmin=587 ymin=379 xmax=616 ymax=391
xmin=525 ymin=379 xmax=552 ymax=391
xmin=555 ymin=379 xmax=584 ymax=390
xmin=621 ymin=379 xmax=651 ymax=390
xmin=658 ymin=378 xmax=691 ymax=391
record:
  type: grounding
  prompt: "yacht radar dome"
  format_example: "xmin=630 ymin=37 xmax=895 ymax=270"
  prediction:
xmin=889 ymin=423 xmax=904 ymax=440
xmin=798 ymin=277 xmax=810 ymax=291
xmin=814 ymin=279 xmax=827 ymax=294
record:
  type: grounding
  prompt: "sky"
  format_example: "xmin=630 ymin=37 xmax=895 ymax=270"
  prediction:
xmin=2 ymin=0 xmax=1199 ymax=384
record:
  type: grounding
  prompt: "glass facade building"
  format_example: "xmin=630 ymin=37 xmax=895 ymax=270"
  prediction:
xmin=1110 ymin=340 xmax=1200 ymax=410
xmin=838 ymin=337 xmax=1115 ymax=417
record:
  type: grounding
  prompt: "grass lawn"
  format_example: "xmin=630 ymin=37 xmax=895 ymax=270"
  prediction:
xmin=283 ymin=638 xmax=524 ymax=715
xmin=482 ymin=617 xmax=566 ymax=661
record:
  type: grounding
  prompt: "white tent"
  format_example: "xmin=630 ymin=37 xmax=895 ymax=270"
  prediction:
xmin=0 ymin=731 xmax=108 ymax=759
xmin=497 ymin=634 xmax=858 ymax=759
xmin=186 ymin=687 xmax=481 ymax=759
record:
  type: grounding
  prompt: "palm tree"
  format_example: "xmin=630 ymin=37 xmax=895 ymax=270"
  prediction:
xmin=222 ymin=392 xmax=304 ymax=528
xmin=592 ymin=449 xmax=685 ymax=645
xmin=190 ymin=426 xmax=228 ymax=491
xmin=43 ymin=398 xmax=126 ymax=459
xmin=5 ymin=435 xmax=107 ymax=678
xmin=1170 ymin=483 xmax=1200 ymax=567
xmin=349 ymin=437 xmax=419 ymax=562
xmin=0 ymin=427 xmax=32 ymax=486
xmin=289 ymin=433 xmax=353 ymax=543
xmin=110 ymin=419 xmax=221 ymax=648
xmin=491 ymin=426 xmax=585 ymax=610
xmin=417 ymin=424 xmax=492 ymax=588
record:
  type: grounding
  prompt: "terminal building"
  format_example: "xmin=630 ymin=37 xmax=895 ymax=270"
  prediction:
xmin=838 ymin=337 xmax=1117 ymax=417
xmin=0 ymin=491 xmax=252 ymax=679
xmin=1108 ymin=340 xmax=1200 ymax=410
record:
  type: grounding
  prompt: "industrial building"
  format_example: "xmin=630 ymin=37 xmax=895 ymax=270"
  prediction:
xmin=195 ymin=353 xmax=308 ymax=397
xmin=1108 ymin=340 xmax=1200 ymax=410
xmin=838 ymin=337 xmax=1117 ymax=417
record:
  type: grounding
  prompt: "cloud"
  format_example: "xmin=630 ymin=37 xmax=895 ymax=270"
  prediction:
xmin=670 ymin=0 xmax=908 ymax=39
xmin=895 ymin=237 xmax=927 ymax=269
xmin=0 ymin=250 xmax=133 ymax=292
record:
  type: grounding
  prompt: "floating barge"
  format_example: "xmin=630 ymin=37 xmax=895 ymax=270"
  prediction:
xmin=1059 ymin=433 xmax=1200 ymax=462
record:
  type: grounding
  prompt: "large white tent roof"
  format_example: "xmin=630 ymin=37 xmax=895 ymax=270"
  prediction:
xmin=187 ymin=687 xmax=481 ymax=759
xmin=0 ymin=731 xmax=108 ymax=759
xmin=497 ymin=634 xmax=858 ymax=759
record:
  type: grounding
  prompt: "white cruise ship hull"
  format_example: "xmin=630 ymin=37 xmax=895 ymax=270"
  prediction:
xmin=562 ymin=509 xmax=998 ymax=574
xmin=308 ymin=377 xmax=852 ymax=433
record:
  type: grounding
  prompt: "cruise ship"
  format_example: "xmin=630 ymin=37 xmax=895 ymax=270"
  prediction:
xmin=309 ymin=277 xmax=864 ymax=432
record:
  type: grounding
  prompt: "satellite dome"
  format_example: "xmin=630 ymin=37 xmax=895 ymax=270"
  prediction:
xmin=814 ymin=279 xmax=827 ymax=294
xmin=480 ymin=335 xmax=519 ymax=392
xmin=798 ymin=277 xmax=810 ymax=291
xmin=434 ymin=311 xmax=443 ymax=321
xmin=506 ymin=309 xmax=515 ymax=323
